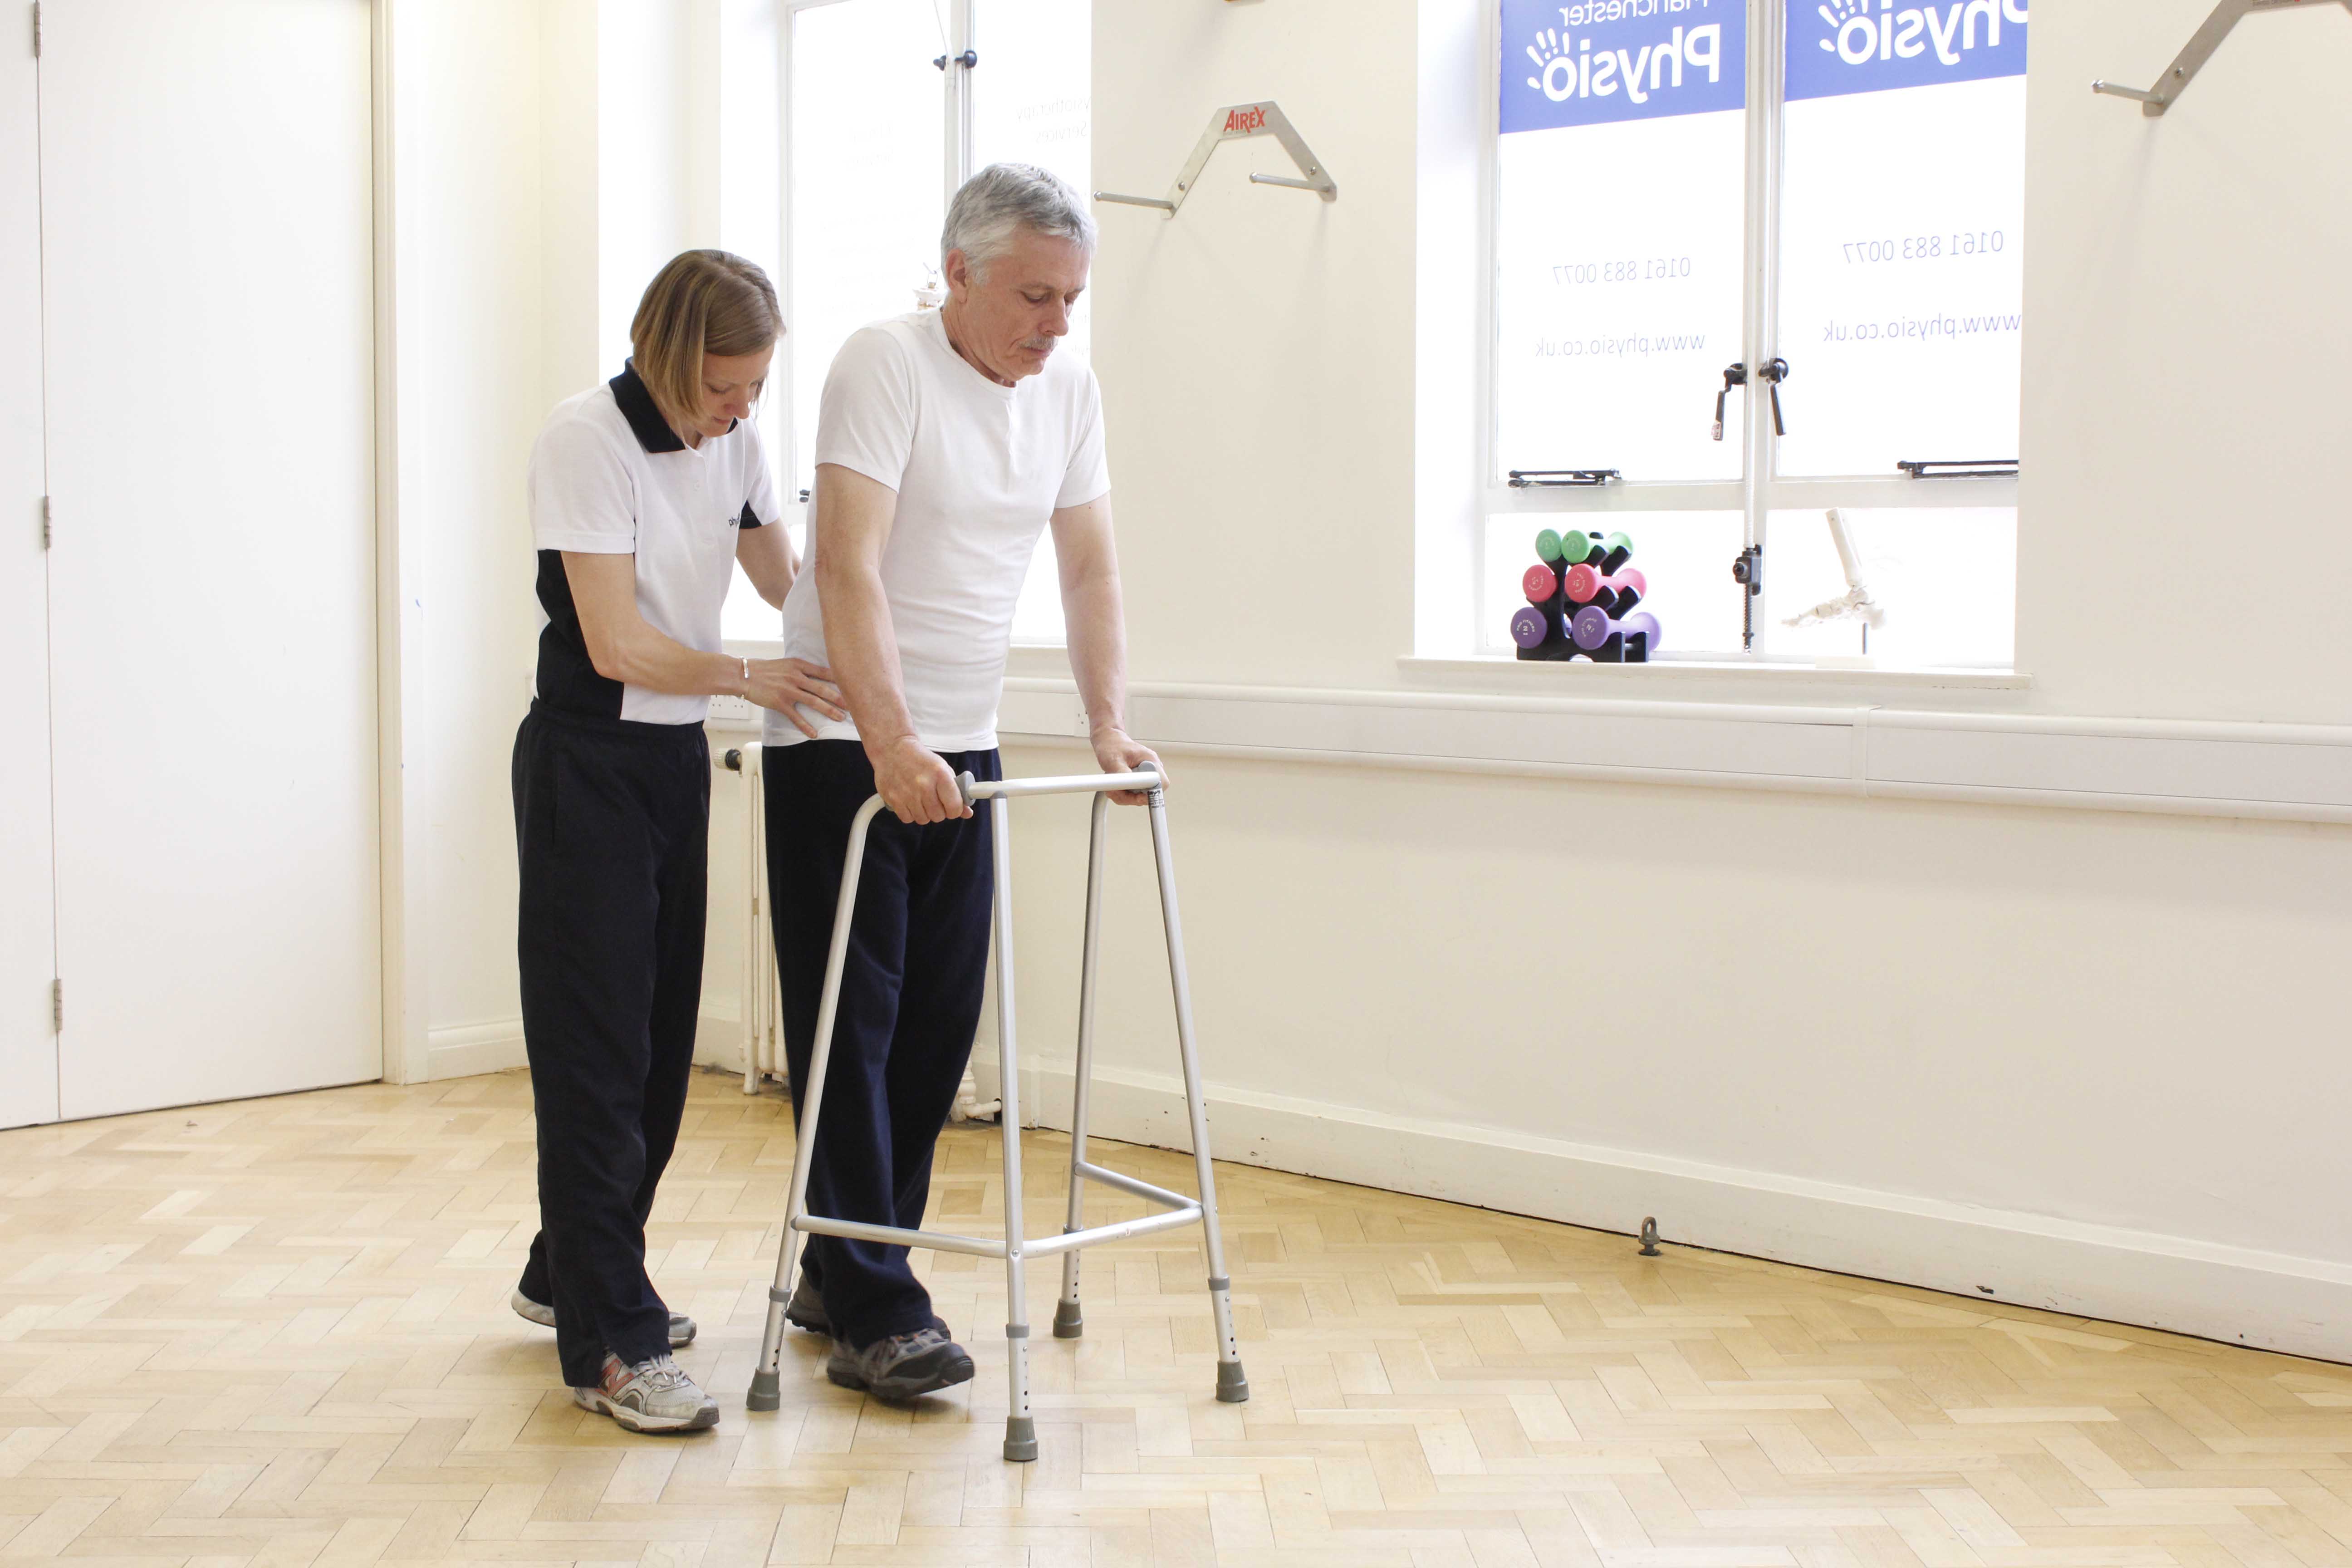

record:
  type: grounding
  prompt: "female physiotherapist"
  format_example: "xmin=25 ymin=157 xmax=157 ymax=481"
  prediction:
xmin=508 ymin=250 xmax=844 ymax=1434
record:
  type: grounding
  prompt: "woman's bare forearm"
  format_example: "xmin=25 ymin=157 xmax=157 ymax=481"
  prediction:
xmin=594 ymin=625 xmax=749 ymax=697
xmin=566 ymin=550 xmax=748 ymax=696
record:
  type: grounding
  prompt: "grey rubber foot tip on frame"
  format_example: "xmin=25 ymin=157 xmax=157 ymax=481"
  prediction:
xmin=746 ymin=1371 xmax=781 ymax=1412
xmin=1051 ymin=1300 xmax=1083 ymax=1339
xmin=1216 ymin=1362 xmax=1250 ymax=1403
xmin=1003 ymin=1416 xmax=1039 ymax=1462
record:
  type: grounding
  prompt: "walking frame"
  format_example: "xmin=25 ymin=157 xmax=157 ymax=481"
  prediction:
xmin=746 ymin=764 xmax=1250 ymax=1461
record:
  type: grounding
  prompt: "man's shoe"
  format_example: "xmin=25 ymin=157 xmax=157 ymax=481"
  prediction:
xmin=783 ymin=1275 xmax=831 ymax=1335
xmin=572 ymin=1352 xmax=720 ymax=1435
xmin=513 ymin=1289 xmax=696 ymax=1348
xmin=825 ymin=1325 xmax=975 ymax=1402
xmin=780 ymin=1276 xmax=949 ymax=1341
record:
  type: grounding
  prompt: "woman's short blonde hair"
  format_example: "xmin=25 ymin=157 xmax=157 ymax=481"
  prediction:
xmin=630 ymin=250 xmax=782 ymax=432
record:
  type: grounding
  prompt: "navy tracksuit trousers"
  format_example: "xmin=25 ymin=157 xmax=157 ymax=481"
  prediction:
xmin=511 ymin=701 xmax=708 ymax=1387
xmin=762 ymin=740 xmax=999 ymax=1351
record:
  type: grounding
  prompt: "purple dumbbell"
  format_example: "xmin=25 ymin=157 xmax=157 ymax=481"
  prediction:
xmin=1509 ymin=606 xmax=1549 ymax=650
xmin=1570 ymin=606 xmax=1661 ymax=656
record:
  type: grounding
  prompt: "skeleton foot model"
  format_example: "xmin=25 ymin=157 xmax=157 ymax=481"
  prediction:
xmin=1783 ymin=508 xmax=1885 ymax=636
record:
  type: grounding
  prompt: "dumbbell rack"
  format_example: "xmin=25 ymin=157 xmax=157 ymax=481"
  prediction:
xmin=1511 ymin=529 xmax=1657 ymax=663
xmin=745 ymin=766 xmax=1250 ymax=1462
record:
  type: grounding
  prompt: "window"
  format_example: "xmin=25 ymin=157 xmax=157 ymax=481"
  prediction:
xmin=721 ymin=0 xmax=1091 ymax=642
xmin=970 ymin=0 xmax=1091 ymax=643
xmin=1486 ymin=0 xmax=2025 ymax=666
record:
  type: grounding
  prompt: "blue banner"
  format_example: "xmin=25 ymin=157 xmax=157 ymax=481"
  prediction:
xmin=1784 ymin=0 xmax=2028 ymax=100
xmin=1499 ymin=0 xmax=1746 ymax=133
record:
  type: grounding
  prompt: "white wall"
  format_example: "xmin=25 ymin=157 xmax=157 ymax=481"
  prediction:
xmin=946 ymin=0 xmax=2352 ymax=1359
xmin=386 ymin=0 xmax=561 ymax=1081
xmin=2016 ymin=0 xmax=2352 ymax=725
xmin=387 ymin=0 xmax=736 ymax=1083
xmin=392 ymin=0 xmax=2352 ymax=1356
xmin=1087 ymin=2 xmax=1421 ymax=691
xmin=599 ymin=0 xmax=722 ymax=372
xmin=542 ymin=0 xmax=603 ymax=412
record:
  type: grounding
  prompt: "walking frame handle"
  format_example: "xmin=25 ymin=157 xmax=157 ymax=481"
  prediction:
xmin=956 ymin=764 xmax=1162 ymax=804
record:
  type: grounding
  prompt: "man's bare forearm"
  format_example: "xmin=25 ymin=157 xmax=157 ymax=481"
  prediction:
xmin=817 ymin=559 xmax=921 ymax=752
xmin=1063 ymin=564 xmax=1129 ymax=737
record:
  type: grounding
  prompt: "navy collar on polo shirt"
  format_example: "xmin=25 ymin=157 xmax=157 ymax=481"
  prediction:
xmin=609 ymin=360 xmax=738 ymax=454
xmin=609 ymin=361 xmax=685 ymax=453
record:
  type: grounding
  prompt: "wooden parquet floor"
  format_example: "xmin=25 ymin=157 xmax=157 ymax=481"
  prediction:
xmin=3 ymin=1071 xmax=2351 ymax=1568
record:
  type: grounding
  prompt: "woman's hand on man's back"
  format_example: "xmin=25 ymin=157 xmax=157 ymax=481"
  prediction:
xmin=748 ymin=659 xmax=848 ymax=738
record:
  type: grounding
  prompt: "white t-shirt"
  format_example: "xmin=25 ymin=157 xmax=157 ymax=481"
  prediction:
xmin=528 ymin=363 xmax=779 ymax=726
xmin=766 ymin=309 xmax=1111 ymax=751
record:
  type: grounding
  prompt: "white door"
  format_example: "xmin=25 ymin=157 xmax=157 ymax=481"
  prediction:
xmin=0 ymin=18 xmax=57 ymax=1129
xmin=40 ymin=0 xmax=382 ymax=1118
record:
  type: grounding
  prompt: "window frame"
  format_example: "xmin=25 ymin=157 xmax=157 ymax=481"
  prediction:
xmin=1475 ymin=0 xmax=2020 ymax=665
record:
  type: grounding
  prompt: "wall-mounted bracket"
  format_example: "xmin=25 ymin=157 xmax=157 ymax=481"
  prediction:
xmin=1897 ymin=459 xmax=2019 ymax=480
xmin=1094 ymin=100 xmax=1337 ymax=216
xmin=2093 ymin=0 xmax=2350 ymax=115
xmin=1507 ymin=469 xmax=1620 ymax=488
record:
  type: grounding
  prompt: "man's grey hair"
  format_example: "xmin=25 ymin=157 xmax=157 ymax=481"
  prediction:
xmin=941 ymin=162 xmax=1097 ymax=278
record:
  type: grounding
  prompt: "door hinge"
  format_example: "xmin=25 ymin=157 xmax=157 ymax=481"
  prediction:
xmin=40 ymin=495 xmax=51 ymax=549
xmin=51 ymin=978 xmax=62 ymax=1032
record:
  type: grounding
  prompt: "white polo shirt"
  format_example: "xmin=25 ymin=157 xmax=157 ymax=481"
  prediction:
xmin=527 ymin=363 xmax=779 ymax=726
xmin=766 ymin=309 xmax=1110 ymax=752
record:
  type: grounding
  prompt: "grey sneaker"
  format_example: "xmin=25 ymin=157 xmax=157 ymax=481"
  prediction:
xmin=513 ymin=1289 xmax=696 ymax=1348
xmin=780 ymin=1276 xmax=948 ymax=1341
xmin=783 ymin=1275 xmax=831 ymax=1335
xmin=573 ymin=1351 xmax=720 ymax=1434
xmin=826 ymin=1325 xmax=975 ymax=1402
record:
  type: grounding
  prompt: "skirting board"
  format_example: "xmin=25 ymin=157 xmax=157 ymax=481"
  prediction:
xmin=423 ymin=1020 xmax=2350 ymax=1357
xmin=692 ymin=1010 xmax=749 ymax=1073
xmin=428 ymin=1014 xmax=749 ymax=1083
xmin=1015 ymin=1057 xmax=2352 ymax=1364
xmin=423 ymin=1019 xmax=527 ymax=1082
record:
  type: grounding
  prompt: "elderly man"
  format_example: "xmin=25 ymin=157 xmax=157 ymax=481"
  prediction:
xmin=760 ymin=163 xmax=1159 ymax=1400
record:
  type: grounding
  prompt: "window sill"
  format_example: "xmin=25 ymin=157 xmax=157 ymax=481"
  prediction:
xmin=986 ymin=675 xmax=2352 ymax=826
xmin=1005 ymin=642 xmax=1074 ymax=679
xmin=1399 ymin=655 xmax=2030 ymax=693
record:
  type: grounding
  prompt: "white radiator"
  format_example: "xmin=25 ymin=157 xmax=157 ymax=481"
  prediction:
xmin=730 ymin=742 xmax=787 ymax=1093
